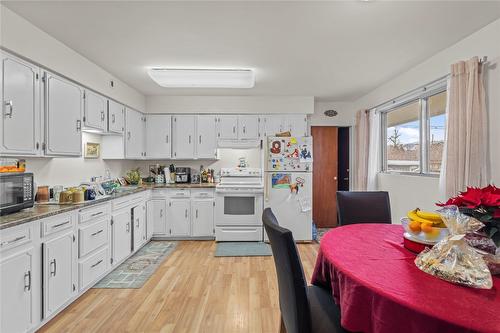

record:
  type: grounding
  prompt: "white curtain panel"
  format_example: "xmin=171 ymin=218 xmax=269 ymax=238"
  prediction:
xmin=367 ymin=110 xmax=381 ymax=191
xmin=441 ymin=56 xmax=488 ymax=198
xmin=354 ymin=109 xmax=369 ymax=190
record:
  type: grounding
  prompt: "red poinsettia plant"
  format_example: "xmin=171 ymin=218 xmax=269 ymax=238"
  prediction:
xmin=437 ymin=185 xmax=500 ymax=246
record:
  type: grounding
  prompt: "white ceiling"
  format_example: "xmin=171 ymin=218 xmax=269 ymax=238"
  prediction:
xmin=3 ymin=1 xmax=500 ymax=101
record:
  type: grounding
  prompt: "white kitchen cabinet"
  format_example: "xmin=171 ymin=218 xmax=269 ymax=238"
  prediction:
xmin=0 ymin=249 xmax=34 ymax=333
xmin=107 ymin=99 xmax=124 ymax=134
xmin=168 ymin=199 xmax=191 ymax=236
xmin=83 ymin=90 xmax=107 ymax=131
xmin=197 ymin=115 xmax=217 ymax=159
xmin=148 ymin=199 xmax=167 ymax=236
xmin=0 ymin=52 xmax=42 ymax=156
xmin=43 ymin=230 xmax=77 ymax=318
xmin=111 ymin=209 xmax=132 ymax=265
xmin=44 ymin=71 xmax=83 ymax=156
xmin=238 ymin=115 xmax=260 ymax=140
xmin=217 ymin=115 xmax=238 ymax=139
xmin=172 ymin=115 xmax=195 ymax=159
xmin=146 ymin=114 xmax=171 ymax=159
xmin=132 ymin=203 xmax=147 ymax=250
xmin=191 ymin=199 xmax=214 ymax=237
xmin=260 ymin=115 xmax=283 ymax=137
xmin=125 ymin=108 xmax=146 ymax=159
xmin=284 ymin=115 xmax=308 ymax=136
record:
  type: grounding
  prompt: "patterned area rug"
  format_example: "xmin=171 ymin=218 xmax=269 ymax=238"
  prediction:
xmin=214 ymin=242 xmax=272 ymax=257
xmin=93 ymin=241 xmax=177 ymax=289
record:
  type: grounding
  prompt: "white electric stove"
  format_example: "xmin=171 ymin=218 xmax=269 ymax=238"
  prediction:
xmin=215 ymin=168 xmax=264 ymax=241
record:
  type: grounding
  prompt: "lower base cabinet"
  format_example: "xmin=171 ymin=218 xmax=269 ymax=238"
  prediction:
xmin=111 ymin=209 xmax=132 ymax=265
xmin=43 ymin=229 xmax=77 ymax=318
xmin=168 ymin=199 xmax=191 ymax=236
xmin=149 ymin=199 xmax=167 ymax=236
xmin=191 ymin=199 xmax=215 ymax=237
xmin=0 ymin=249 xmax=33 ymax=333
xmin=133 ymin=203 xmax=147 ymax=250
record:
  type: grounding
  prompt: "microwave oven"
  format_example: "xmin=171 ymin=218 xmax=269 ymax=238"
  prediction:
xmin=0 ymin=172 xmax=34 ymax=216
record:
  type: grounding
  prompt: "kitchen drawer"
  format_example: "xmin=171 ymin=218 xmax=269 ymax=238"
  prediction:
xmin=79 ymin=203 xmax=111 ymax=224
xmin=215 ymin=226 xmax=263 ymax=241
xmin=79 ymin=246 xmax=109 ymax=291
xmin=191 ymin=189 xmax=214 ymax=198
xmin=0 ymin=223 xmax=32 ymax=253
xmin=41 ymin=212 xmax=75 ymax=237
xmin=112 ymin=192 xmax=145 ymax=211
xmin=79 ymin=218 xmax=109 ymax=257
xmin=166 ymin=188 xmax=190 ymax=198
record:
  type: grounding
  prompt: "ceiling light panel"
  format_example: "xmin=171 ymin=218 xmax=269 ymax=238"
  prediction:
xmin=148 ymin=68 xmax=255 ymax=88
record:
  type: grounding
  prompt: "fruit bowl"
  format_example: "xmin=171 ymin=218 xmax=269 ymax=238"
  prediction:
xmin=401 ymin=217 xmax=449 ymax=243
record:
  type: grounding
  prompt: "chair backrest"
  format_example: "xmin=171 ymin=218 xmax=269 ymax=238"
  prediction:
xmin=337 ymin=191 xmax=392 ymax=226
xmin=262 ymin=208 xmax=311 ymax=333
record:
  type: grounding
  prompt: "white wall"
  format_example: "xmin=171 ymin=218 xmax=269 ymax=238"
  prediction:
xmin=350 ymin=18 xmax=500 ymax=222
xmin=310 ymin=101 xmax=355 ymax=127
xmin=0 ymin=5 xmax=146 ymax=111
xmin=146 ymin=95 xmax=314 ymax=114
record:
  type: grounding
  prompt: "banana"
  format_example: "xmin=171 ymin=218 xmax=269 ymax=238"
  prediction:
xmin=415 ymin=209 xmax=442 ymax=223
xmin=407 ymin=209 xmax=435 ymax=225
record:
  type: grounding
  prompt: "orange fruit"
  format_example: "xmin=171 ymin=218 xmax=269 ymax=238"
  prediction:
xmin=421 ymin=223 xmax=434 ymax=234
xmin=408 ymin=220 xmax=421 ymax=233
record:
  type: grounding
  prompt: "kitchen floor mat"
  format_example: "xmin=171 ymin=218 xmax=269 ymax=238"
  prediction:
xmin=214 ymin=242 xmax=272 ymax=257
xmin=93 ymin=240 xmax=177 ymax=289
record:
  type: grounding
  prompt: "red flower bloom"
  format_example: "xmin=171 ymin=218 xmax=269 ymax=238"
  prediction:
xmin=459 ymin=187 xmax=483 ymax=208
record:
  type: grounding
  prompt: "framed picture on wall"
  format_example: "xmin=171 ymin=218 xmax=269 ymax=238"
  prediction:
xmin=84 ymin=142 xmax=100 ymax=159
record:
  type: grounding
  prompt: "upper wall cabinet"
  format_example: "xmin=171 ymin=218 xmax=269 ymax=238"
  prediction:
xmin=284 ymin=115 xmax=308 ymax=137
xmin=217 ymin=115 xmax=238 ymax=140
xmin=0 ymin=52 xmax=42 ymax=156
xmin=107 ymin=99 xmax=124 ymax=134
xmin=238 ymin=115 xmax=260 ymax=140
xmin=197 ymin=115 xmax=217 ymax=159
xmin=44 ymin=72 xmax=83 ymax=157
xmin=83 ymin=90 xmax=107 ymax=131
xmin=217 ymin=115 xmax=260 ymax=141
xmin=172 ymin=115 xmax=195 ymax=159
xmin=260 ymin=115 xmax=308 ymax=137
xmin=125 ymin=108 xmax=145 ymax=159
xmin=146 ymin=114 xmax=171 ymax=159
xmin=260 ymin=115 xmax=283 ymax=137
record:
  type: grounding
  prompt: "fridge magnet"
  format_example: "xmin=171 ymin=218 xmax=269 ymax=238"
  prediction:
xmin=299 ymin=145 xmax=312 ymax=162
xmin=84 ymin=142 xmax=100 ymax=159
xmin=270 ymin=141 xmax=282 ymax=154
xmin=290 ymin=137 xmax=297 ymax=144
xmin=272 ymin=173 xmax=291 ymax=189
xmin=289 ymin=183 xmax=299 ymax=194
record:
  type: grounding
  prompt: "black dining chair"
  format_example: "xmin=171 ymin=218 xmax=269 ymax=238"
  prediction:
xmin=336 ymin=191 xmax=392 ymax=226
xmin=262 ymin=208 xmax=346 ymax=333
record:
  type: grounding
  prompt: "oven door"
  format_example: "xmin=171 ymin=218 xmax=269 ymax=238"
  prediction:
xmin=0 ymin=173 xmax=25 ymax=215
xmin=215 ymin=189 xmax=263 ymax=226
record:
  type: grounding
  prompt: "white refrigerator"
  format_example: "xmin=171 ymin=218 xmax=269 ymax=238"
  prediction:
xmin=264 ymin=136 xmax=313 ymax=241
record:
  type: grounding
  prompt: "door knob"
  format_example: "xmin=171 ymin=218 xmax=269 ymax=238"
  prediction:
xmin=333 ymin=177 xmax=338 ymax=180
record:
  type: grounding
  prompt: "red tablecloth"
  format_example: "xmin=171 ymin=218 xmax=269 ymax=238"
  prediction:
xmin=311 ymin=224 xmax=500 ymax=333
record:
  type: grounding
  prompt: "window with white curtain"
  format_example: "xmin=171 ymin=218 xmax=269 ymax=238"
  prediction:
xmin=379 ymin=79 xmax=447 ymax=175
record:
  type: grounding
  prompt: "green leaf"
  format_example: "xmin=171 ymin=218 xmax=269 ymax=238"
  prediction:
xmin=492 ymin=231 xmax=500 ymax=248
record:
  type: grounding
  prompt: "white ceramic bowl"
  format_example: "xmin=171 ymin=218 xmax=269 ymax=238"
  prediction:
xmin=400 ymin=217 xmax=449 ymax=244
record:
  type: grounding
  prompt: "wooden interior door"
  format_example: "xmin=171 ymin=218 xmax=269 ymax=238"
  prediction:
xmin=312 ymin=126 xmax=338 ymax=228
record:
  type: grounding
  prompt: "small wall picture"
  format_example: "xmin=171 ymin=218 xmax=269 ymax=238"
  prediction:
xmin=84 ymin=142 xmax=100 ymax=159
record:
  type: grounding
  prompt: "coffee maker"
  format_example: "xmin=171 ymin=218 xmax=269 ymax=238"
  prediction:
xmin=175 ymin=167 xmax=191 ymax=183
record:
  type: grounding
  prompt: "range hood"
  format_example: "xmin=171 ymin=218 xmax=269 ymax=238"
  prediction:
xmin=217 ymin=139 xmax=261 ymax=149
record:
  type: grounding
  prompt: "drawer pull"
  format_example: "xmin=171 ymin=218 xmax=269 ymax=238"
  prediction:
xmin=91 ymin=211 xmax=103 ymax=217
xmin=91 ymin=259 xmax=103 ymax=268
xmin=0 ymin=235 xmax=26 ymax=247
xmin=24 ymin=271 xmax=31 ymax=292
xmin=52 ymin=221 xmax=70 ymax=229
xmin=91 ymin=229 xmax=104 ymax=237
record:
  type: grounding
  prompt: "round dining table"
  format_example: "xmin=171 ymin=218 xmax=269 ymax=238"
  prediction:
xmin=311 ymin=224 xmax=500 ymax=333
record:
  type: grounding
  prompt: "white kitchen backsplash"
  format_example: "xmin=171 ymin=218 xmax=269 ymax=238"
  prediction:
xmin=25 ymin=132 xmax=262 ymax=187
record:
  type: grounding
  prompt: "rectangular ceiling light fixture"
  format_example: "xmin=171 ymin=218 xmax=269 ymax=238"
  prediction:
xmin=148 ymin=68 xmax=255 ymax=88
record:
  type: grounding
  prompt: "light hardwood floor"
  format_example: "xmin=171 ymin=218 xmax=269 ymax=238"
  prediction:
xmin=39 ymin=241 xmax=320 ymax=333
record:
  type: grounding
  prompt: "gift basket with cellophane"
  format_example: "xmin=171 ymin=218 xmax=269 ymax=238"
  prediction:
xmin=415 ymin=205 xmax=499 ymax=289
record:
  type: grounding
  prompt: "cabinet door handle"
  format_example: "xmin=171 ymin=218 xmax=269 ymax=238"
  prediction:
xmin=112 ymin=114 xmax=116 ymax=123
xmin=76 ymin=120 xmax=82 ymax=132
xmin=136 ymin=218 xmax=139 ymax=228
xmin=101 ymin=111 xmax=105 ymax=121
xmin=91 ymin=211 xmax=103 ymax=217
xmin=232 ymin=126 xmax=236 ymax=133
xmin=160 ymin=209 xmax=163 ymax=218
xmin=91 ymin=259 xmax=103 ymax=268
xmin=199 ymin=135 xmax=202 ymax=144
xmin=188 ymin=135 xmax=191 ymax=144
xmin=166 ymin=135 xmax=169 ymax=143
xmin=196 ymin=209 xmax=198 ymax=219
xmin=91 ymin=229 xmax=104 ymax=237
xmin=185 ymin=209 xmax=188 ymax=218
xmin=24 ymin=271 xmax=31 ymax=292
xmin=50 ymin=259 xmax=57 ymax=277
xmin=243 ymin=126 xmax=246 ymax=134
xmin=126 ymin=222 xmax=130 ymax=232
xmin=127 ymin=131 xmax=131 ymax=140
xmin=4 ymin=100 xmax=13 ymax=118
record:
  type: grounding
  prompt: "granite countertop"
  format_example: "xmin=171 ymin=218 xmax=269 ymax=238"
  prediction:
xmin=0 ymin=183 xmax=218 ymax=230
